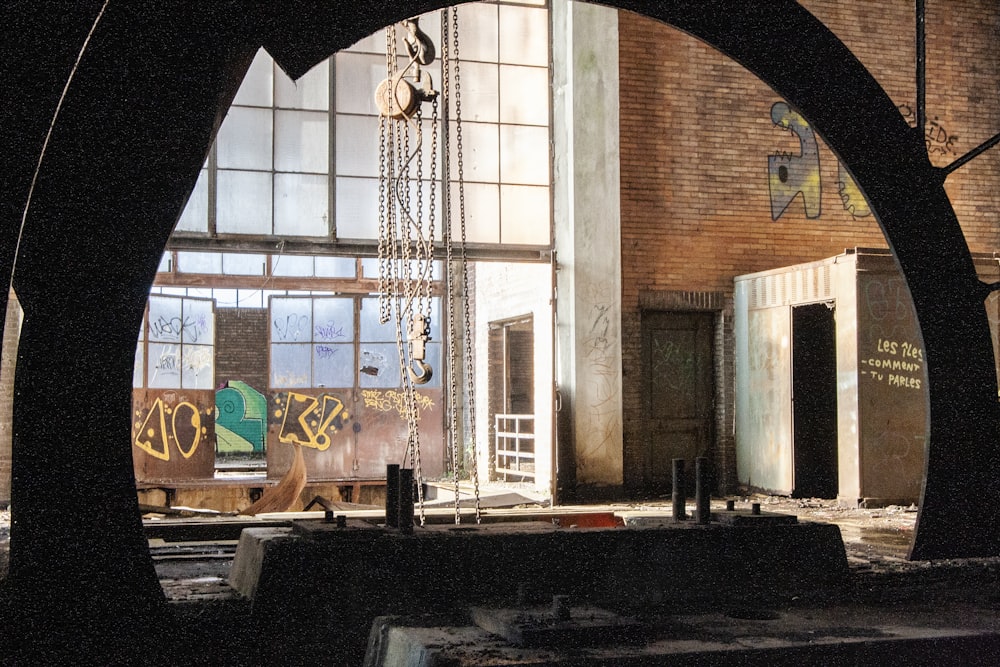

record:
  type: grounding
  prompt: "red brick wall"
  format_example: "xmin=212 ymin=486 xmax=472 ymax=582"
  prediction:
xmin=617 ymin=1 xmax=1000 ymax=492
xmin=215 ymin=308 xmax=269 ymax=392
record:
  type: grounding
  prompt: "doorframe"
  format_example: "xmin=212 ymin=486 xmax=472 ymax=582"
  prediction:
xmin=633 ymin=290 xmax=733 ymax=495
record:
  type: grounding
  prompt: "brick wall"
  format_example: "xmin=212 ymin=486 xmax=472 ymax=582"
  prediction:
xmin=617 ymin=1 xmax=1000 ymax=493
xmin=215 ymin=308 xmax=269 ymax=393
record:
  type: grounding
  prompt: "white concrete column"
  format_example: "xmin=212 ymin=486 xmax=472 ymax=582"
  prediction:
xmin=552 ymin=0 xmax=623 ymax=494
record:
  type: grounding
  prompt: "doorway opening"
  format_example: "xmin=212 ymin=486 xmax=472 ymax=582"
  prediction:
xmin=488 ymin=316 xmax=535 ymax=482
xmin=791 ymin=301 xmax=838 ymax=499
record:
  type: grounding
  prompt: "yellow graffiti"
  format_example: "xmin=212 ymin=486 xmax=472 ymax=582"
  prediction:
xmin=134 ymin=398 xmax=204 ymax=461
xmin=362 ymin=389 xmax=434 ymax=416
xmin=278 ymin=392 xmax=347 ymax=451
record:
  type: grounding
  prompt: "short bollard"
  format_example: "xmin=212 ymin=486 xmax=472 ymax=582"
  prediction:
xmin=398 ymin=467 xmax=415 ymax=534
xmin=385 ymin=463 xmax=400 ymax=528
xmin=695 ymin=457 xmax=711 ymax=524
xmin=672 ymin=459 xmax=687 ymax=520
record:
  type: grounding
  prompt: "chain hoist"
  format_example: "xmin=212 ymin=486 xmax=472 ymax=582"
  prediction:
xmin=376 ymin=10 xmax=481 ymax=526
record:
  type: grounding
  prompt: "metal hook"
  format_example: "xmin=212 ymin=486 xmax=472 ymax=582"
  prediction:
xmin=408 ymin=359 xmax=433 ymax=385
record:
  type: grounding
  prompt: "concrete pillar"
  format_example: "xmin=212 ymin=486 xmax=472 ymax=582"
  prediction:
xmin=552 ymin=0 xmax=623 ymax=497
xmin=0 ymin=290 xmax=21 ymax=507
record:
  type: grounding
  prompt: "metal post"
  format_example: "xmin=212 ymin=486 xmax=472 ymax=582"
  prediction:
xmin=399 ymin=467 xmax=415 ymax=534
xmin=695 ymin=457 xmax=711 ymax=525
xmin=672 ymin=459 xmax=686 ymax=520
xmin=386 ymin=463 xmax=400 ymax=528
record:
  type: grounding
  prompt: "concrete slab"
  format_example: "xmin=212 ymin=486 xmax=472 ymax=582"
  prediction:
xmin=364 ymin=601 xmax=1000 ymax=665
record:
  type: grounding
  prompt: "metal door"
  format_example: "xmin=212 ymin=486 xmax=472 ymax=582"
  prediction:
xmin=641 ymin=311 xmax=714 ymax=493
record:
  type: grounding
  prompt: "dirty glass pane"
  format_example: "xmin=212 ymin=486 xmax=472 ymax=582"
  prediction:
xmin=217 ymin=107 xmax=273 ymax=170
xmin=456 ymin=3 xmax=499 ymax=63
xmin=272 ymin=255 xmax=314 ymax=277
xmin=182 ymin=344 xmax=214 ymax=389
xmin=273 ymin=173 xmax=329 ymax=237
xmin=147 ymin=295 xmax=183 ymax=343
xmin=500 ymin=184 xmax=550 ymax=245
xmin=270 ymin=343 xmax=311 ymax=388
xmin=275 ymin=110 xmax=329 ymax=174
xmin=360 ymin=297 xmax=397 ymax=342
xmin=275 ymin=59 xmax=329 ymax=110
xmin=451 ymin=61 xmax=498 ymax=123
xmin=133 ymin=343 xmax=144 ymax=388
xmin=315 ymin=256 xmax=356 ymax=278
xmin=499 ymin=66 xmax=548 ymax=126
xmin=499 ymin=6 xmax=548 ymax=66
xmin=233 ymin=49 xmax=274 ymax=107
xmin=336 ymin=114 xmax=380 ymax=177
xmin=182 ymin=298 xmax=214 ymax=345
xmin=453 ymin=182 xmax=499 ymax=243
xmin=222 ymin=253 xmax=266 ymax=276
xmin=500 ymin=124 xmax=549 ymax=185
xmin=313 ymin=298 xmax=354 ymax=342
xmin=148 ymin=342 xmax=182 ymax=388
xmin=334 ymin=52 xmax=385 ymax=116
xmin=216 ymin=170 xmax=273 ymax=234
xmin=270 ymin=297 xmax=312 ymax=343
xmin=158 ymin=253 xmax=172 ymax=273
xmin=335 ymin=176 xmax=379 ymax=239
xmin=313 ymin=343 xmax=355 ymax=387
xmin=176 ymin=251 xmax=222 ymax=274
xmin=175 ymin=168 xmax=209 ymax=232
xmin=359 ymin=343 xmax=402 ymax=387
xmin=452 ymin=121 xmax=499 ymax=183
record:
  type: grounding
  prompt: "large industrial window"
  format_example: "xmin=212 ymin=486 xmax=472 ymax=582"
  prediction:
xmin=134 ymin=295 xmax=215 ymax=390
xmin=172 ymin=0 xmax=551 ymax=248
xmin=268 ymin=294 xmax=442 ymax=391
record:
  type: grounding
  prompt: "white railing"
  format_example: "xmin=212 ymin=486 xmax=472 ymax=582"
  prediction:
xmin=494 ymin=413 xmax=535 ymax=481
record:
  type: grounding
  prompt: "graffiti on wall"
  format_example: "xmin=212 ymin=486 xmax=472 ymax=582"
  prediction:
xmin=150 ymin=312 xmax=210 ymax=343
xmin=768 ymin=102 xmax=822 ymax=220
xmin=273 ymin=391 xmax=351 ymax=451
xmin=134 ymin=396 xmax=210 ymax=461
xmin=897 ymin=103 xmax=958 ymax=156
xmin=769 ymin=101 xmax=958 ymax=222
xmin=860 ymin=338 xmax=923 ymax=390
xmin=361 ymin=389 xmax=434 ymax=416
xmin=216 ymin=381 xmax=267 ymax=454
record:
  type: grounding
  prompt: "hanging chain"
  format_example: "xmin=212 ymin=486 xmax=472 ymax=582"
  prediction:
xmin=450 ymin=6 xmax=481 ymax=524
xmin=441 ymin=8 xmax=462 ymax=524
xmin=379 ymin=25 xmax=397 ymax=325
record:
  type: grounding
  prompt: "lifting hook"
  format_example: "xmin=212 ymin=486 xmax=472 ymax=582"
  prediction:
xmin=409 ymin=359 xmax=433 ymax=385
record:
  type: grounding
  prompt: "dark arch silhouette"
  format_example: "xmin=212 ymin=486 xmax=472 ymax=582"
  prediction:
xmin=1 ymin=0 xmax=997 ymax=660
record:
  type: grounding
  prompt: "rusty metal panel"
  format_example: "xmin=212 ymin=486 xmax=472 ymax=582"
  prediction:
xmin=266 ymin=387 xmax=445 ymax=481
xmin=132 ymin=389 xmax=216 ymax=482
xmin=855 ymin=262 xmax=926 ymax=503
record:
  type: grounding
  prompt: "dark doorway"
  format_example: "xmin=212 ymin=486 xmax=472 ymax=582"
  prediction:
xmin=791 ymin=302 xmax=839 ymax=499
xmin=640 ymin=311 xmax=714 ymax=494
